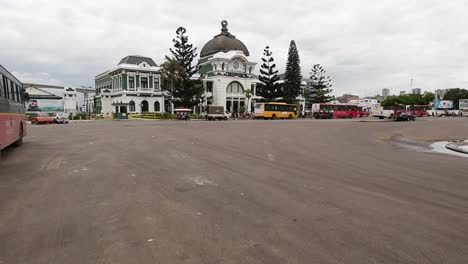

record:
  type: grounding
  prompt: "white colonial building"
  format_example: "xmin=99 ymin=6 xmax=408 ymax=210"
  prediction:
xmin=92 ymin=56 xmax=170 ymax=116
xmin=198 ymin=20 xmax=259 ymax=113
xmin=90 ymin=20 xmax=308 ymax=116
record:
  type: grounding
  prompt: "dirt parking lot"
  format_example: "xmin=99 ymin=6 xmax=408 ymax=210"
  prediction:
xmin=1 ymin=118 xmax=467 ymax=264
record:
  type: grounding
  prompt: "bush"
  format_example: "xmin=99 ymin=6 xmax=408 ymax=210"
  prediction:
xmin=72 ymin=113 xmax=90 ymax=120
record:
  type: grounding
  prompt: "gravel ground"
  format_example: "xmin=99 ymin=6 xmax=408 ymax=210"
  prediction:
xmin=1 ymin=118 xmax=467 ymax=264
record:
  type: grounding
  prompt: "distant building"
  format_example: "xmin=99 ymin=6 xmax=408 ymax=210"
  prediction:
xmin=336 ymin=94 xmax=359 ymax=103
xmin=24 ymin=83 xmax=93 ymax=114
xmin=382 ymin=88 xmax=390 ymax=97
xmin=348 ymin=98 xmax=378 ymax=110
xmin=435 ymin=89 xmax=448 ymax=100
xmin=412 ymin=88 xmax=422 ymax=95
xmin=400 ymin=91 xmax=406 ymax=95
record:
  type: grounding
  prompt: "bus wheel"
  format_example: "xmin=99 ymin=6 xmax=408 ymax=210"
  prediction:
xmin=271 ymin=114 xmax=277 ymax=120
xmin=13 ymin=125 xmax=23 ymax=147
xmin=288 ymin=114 xmax=293 ymax=119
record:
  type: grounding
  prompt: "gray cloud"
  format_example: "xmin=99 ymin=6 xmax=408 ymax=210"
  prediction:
xmin=1 ymin=0 xmax=467 ymax=96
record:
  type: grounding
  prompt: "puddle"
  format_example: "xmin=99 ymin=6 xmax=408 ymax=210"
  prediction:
xmin=389 ymin=136 xmax=432 ymax=153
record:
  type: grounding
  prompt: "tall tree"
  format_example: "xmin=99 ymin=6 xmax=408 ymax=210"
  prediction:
xmin=443 ymin=88 xmax=468 ymax=109
xmin=257 ymin=46 xmax=280 ymax=101
xmin=160 ymin=56 xmax=184 ymax=91
xmin=308 ymin=64 xmax=334 ymax=103
xmin=170 ymin=27 xmax=198 ymax=80
xmin=422 ymin=91 xmax=435 ymax=105
xmin=282 ymin=40 xmax=302 ymax=103
xmin=168 ymin=26 xmax=203 ymax=107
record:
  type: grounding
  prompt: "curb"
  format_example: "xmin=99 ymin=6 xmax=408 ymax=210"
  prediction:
xmin=445 ymin=142 xmax=468 ymax=155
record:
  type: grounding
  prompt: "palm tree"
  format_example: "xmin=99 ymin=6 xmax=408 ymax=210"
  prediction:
xmin=244 ymin=89 xmax=252 ymax=113
xmin=160 ymin=56 xmax=184 ymax=92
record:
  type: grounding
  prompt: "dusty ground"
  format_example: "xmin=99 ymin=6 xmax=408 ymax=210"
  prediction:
xmin=1 ymin=118 xmax=467 ymax=264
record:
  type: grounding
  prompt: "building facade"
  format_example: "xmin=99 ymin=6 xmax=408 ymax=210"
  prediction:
xmin=412 ymin=88 xmax=422 ymax=95
xmin=382 ymin=88 xmax=390 ymax=97
xmin=336 ymin=94 xmax=359 ymax=103
xmin=93 ymin=56 xmax=168 ymax=115
xmin=90 ymin=20 xmax=309 ymax=116
xmin=198 ymin=20 xmax=258 ymax=113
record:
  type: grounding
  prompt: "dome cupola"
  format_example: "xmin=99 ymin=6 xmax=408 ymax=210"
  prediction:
xmin=200 ymin=20 xmax=250 ymax=58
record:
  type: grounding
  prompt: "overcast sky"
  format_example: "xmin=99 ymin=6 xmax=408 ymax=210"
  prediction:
xmin=1 ymin=0 xmax=467 ymax=97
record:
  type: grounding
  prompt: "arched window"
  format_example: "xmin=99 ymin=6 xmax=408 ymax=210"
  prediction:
xmin=141 ymin=100 xmax=149 ymax=112
xmin=154 ymin=101 xmax=160 ymax=112
xmin=129 ymin=101 xmax=135 ymax=112
xmin=226 ymin=81 xmax=244 ymax=94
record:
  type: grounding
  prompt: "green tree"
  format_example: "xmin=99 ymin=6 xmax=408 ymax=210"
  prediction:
xmin=308 ymin=64 xmax=334 ymax=104
xmin=160 ymin=56 xmax=184 ymax=91
xmin=443 ymin=88 xmax=468 ymax=109
xmin=282 ymin=40 xmax=302 ymax=103
xmin=257 ymin=46 xmax=280 ymax=101
xmin=381 ymin=94 xmax=427 ymax=107
xmin=170 ymin=27 xmax=198 ymax=80
xmin=168 ymin=26 xmax=203 ymax=107
xmin=422 ymin=92 xmax=435 ymax=105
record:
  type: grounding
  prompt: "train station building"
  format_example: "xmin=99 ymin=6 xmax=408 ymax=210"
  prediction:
xmin=90 ymin=20 xmax=305 ymax=115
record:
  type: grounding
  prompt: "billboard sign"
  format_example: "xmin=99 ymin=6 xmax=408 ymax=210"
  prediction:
xmin=433 ymin=100 xmax=453 ymax=109
xmin=459 ymin=99 xmax=468 ymax=109
xmin=27 ymin=99 xmax=64 ymax=112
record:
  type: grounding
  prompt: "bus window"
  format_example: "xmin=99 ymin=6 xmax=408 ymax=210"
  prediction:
xmin=15 ymin=85 xmax=21 ymax=102
xmin=0 ymin=74 xmax=3 ymax=98
xmin=10 ymin=81 xmax=16 ymax=101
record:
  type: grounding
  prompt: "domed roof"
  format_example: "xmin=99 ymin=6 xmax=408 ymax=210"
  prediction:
xmin=200 ymin=20 xmax=250 ymax=58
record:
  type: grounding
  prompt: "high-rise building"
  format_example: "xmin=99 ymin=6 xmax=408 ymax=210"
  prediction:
xmin=336 ymin=94 xmax=359 ymax=103
xmin=435 ymin=89 xmax=448 ymax=100
xmin=382 ymin=88 xmax=390 ymax=97
xmin=400 ymin=91 xmax=406 ymax=95
xmin=412 ymin=88 xmax=422 ymax=95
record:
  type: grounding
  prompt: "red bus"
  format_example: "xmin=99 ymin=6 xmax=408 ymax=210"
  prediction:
xmin=1 ymin=65 xmax=27 ymax=156
xmin=407 ymin=105 xmax=428 ymax=117
xmin=312 ymin=103 xmax=359 ymax=119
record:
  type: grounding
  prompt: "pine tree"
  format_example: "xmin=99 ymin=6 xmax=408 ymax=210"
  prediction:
xmin=257 ymin=46 xmax=280 ymax=101
xmin=282 ymin=40 xmax=302 ymax=103
xmin=170 ymin=27 xmax=198 ymax=80
xmin=168 ymin=27 xmax=203 ymax=107
xmin=308 ymin=64 xmax=334 ymax=104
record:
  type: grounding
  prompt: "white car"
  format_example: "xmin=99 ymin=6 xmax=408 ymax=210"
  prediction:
xmin=54 ymin=113 xmax=69 ymax=124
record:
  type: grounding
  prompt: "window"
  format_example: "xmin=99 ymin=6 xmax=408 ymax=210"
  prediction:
xmin=10 ymin=80 xmax=15 ymax=101
xmin=154 ymin=78 xmax=160 ymax=90
xmin=141 ymin=77 xmax=148 ymax=88
xmin=207 ymin=81 xmax=213 ymax=93
xmin=226 ymin=81 xmax=244 ymax=94
xmin=154 ymin=101 xmax=160 ymax=111
xmin=0 ymin=74 xmax=4 ymax=98
xmin=15 ymin=85 xmax=20 ymax=102
xmin=129 ymin=101 xmax=135 ymax=112
xmin=129 ymin=76 xmax=135 ymax=89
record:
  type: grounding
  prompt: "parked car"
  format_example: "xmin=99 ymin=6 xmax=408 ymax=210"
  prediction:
xmin=54 ymin=113 xmax=69 ymax=124
xmin=396 ymin=112 xmax=416 ymax=121
xmin=31 ymin=113 xmax=55 ymax=124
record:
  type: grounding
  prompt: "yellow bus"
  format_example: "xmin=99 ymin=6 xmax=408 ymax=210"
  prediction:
xmin=254 ymin=102 xmax=297 ymax=119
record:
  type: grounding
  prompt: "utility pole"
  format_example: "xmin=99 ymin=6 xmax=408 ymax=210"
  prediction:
xmin=410 ymin=74 xmax=414 ymax=92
